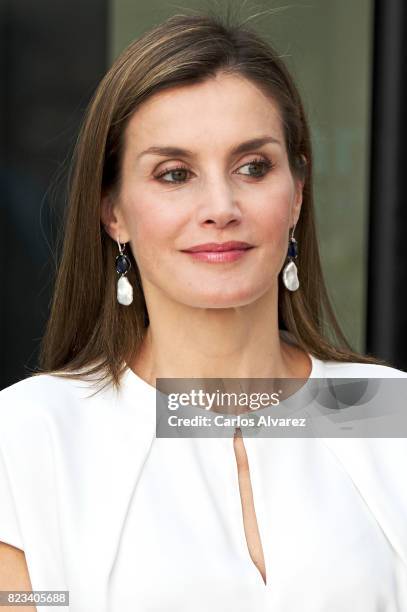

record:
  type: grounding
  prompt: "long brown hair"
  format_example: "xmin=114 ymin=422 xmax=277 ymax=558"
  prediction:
xmin=36 ymin=7 xmax=389 ymax=392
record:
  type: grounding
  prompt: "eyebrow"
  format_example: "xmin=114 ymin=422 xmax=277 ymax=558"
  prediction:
xmin=137 ymin=136 xmax=281 ymax=160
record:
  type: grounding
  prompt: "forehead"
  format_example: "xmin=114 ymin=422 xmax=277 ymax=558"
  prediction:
xmin=124 ymin=73 xmax=284 ymax=152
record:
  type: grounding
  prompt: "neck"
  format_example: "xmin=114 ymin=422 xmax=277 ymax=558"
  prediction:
xmin=130 ymin=286 xmax=311 ymax=386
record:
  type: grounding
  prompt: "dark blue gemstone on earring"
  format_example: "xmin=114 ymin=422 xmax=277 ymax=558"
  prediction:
xmin=116 ymin=254 xmax=131 ymax=274
xmin=288 ymin=239 xmax=298 ymax=258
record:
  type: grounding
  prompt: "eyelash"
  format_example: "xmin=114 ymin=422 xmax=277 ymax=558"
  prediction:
xmin=153 ymin=156 xmax=275 ymax=184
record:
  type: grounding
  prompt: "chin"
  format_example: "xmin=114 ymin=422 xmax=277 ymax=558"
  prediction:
xmin=175 ymin=285 xmax=268 ymax=309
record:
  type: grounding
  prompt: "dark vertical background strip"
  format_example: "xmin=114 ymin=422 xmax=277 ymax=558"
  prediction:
xmin=0 ymin=0 xmax=109 ymax=389
xmin=366 ymin=0 xmax=407 ymax=369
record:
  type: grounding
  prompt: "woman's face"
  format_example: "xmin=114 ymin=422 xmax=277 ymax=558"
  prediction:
xmin=103 ymin=73 xmax=304 ymax=309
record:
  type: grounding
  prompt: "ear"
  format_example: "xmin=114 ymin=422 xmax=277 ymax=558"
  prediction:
xmin=100 ymin=192 xmax=130 ymax=243
xmin=291 ymin=176 xmax=304 ymax=228
xmin=290 ymin=154 xmax=307 ymax=226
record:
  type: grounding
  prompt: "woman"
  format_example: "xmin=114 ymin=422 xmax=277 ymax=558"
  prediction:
xmin=1 ymin=9 xmax=407 ymax=612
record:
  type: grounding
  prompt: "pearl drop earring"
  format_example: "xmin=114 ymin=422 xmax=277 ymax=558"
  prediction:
xmin=282 ymin=225 xmax=300 ymax=291
xmin=115 ymin=237 xmax=133 ymax=305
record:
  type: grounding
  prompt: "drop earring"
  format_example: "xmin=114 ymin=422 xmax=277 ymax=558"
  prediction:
xmin=116 ymin=237 xmax=133 ymax=305
xmin=282 ymin=225 xmax=300 ymax=291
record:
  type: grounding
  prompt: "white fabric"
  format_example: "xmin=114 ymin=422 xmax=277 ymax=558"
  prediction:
xmin=1 ymin=343 xmax=407 ymax=611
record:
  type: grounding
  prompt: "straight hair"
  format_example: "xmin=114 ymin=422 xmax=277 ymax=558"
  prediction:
xmin=36 ymin=7 xmax=389 ymax=392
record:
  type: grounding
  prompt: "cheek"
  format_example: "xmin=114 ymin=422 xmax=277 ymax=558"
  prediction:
xmin=256 ymin=189 xmax=291 ymax=242
xmin=252 ymin=183 xmax=293 ymax=269
xmin=123 ymin=198 xmax=183 ymax=269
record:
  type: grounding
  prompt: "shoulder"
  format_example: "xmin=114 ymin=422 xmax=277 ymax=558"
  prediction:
xmin=0 ymin=370 xmax=119 ymax=434
xmin=0 ymin=371 xmax=125 ymax=497
xmin=0 ymin=367 xmax=147 ymax=444
xmin=0 ymin=372 xmax=81 ymax=404
xmin=322 ymin=360 xmax=407 ymax=378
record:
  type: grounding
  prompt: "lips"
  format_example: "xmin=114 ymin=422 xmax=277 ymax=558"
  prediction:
xmin=182 ymin=241 xmax=254 ymax=253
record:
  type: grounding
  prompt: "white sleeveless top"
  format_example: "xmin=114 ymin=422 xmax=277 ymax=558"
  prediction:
xmin=1 ymin=349 xmax=407 ymax=611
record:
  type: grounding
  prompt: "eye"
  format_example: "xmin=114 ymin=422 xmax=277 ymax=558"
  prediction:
xmin=236 ymin=157 xmax=275 ymax=178
xmin=153 ymin=155 xmax=275 ymax=184
xmin=154 ymin=165 xmax=192 ymax=184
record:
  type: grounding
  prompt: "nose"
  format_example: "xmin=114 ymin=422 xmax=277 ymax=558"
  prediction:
xmin=196 ymin=176 xmax=243 ymax=229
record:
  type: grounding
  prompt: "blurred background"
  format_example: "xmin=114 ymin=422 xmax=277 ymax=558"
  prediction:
xmin=1 ymin=0 xmax=406 ymax=389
